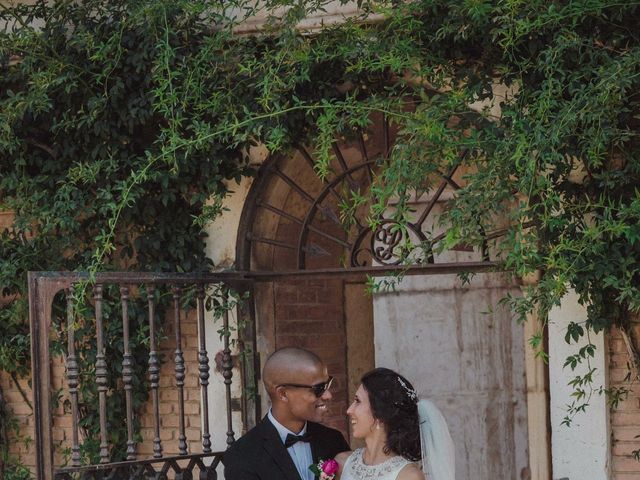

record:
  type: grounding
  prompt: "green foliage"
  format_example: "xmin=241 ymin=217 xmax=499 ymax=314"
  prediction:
xmin=1 ymin=462 xmax=31 ymax=480
xmin=0 ymin=382 xmax=32 ymax=479
xmin=1 ymin=0 xmax=640 ymax=468
xmin=366 ymin=0 xmax=640 ymax=424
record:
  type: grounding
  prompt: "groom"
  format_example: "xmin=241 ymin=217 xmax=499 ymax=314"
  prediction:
xmin=224 ymin=347 xmax=350 ymax=480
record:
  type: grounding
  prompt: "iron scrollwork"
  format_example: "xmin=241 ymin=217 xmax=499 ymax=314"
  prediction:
xmin=350 ymin=219 xmax=428 ymax=267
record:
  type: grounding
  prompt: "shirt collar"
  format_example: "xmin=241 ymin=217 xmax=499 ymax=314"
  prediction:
xmin=268 ymin=408 xmax=308 ymax=444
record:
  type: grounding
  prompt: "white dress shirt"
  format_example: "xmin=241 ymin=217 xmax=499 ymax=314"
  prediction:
xmin=268 ymin=409 xmax=315 ymax=480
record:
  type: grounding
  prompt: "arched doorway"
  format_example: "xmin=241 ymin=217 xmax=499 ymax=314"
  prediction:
xmin=236 ymin=114 xmax=538 ymax=479
xmin=236 ymin=115 xmax=391 ymax=434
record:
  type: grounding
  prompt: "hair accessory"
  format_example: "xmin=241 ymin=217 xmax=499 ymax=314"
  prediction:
xmin=397 ymin=376 xmax=418 ymax=402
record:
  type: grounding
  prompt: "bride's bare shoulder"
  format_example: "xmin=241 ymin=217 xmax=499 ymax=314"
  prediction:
xmin=335 ymin=451 xmax=352 ymax=466
xmin=335 ymin=451 xmax=352 ymax=479
xmin=396 ymin=463 xmax=426 ymax=480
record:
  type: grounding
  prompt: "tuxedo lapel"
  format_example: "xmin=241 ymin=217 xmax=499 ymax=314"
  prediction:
xmin=310 ymin=438 xmax=320 ymax=465
xmin=309 ymin=440 xmax=322 ymax=480
xmin=259 ymin=418 xmax=302 ymax=480
xmin=308 ymin=422 xmax=327 ymax=465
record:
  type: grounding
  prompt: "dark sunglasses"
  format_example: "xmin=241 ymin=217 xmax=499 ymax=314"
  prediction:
xmin=277 ymin=376 xmax=334 ymax=398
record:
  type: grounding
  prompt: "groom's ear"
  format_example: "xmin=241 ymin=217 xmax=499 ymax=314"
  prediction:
xmin=276 ymin=385 xmax=289 ymax=402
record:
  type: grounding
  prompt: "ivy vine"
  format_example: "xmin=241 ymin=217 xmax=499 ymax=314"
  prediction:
xmin=1 ymin=0 xmax=640 ymax=473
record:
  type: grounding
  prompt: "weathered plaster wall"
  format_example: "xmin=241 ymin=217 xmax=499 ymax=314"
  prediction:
xmin=230 ymin=0 xmax=375 ymax=33
xmin=373 ymin=272 xmax=530 ymax=480
xmin=548 ymin=289 xmax=610 ymax=479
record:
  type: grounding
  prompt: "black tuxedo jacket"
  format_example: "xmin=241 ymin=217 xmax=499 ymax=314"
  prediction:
xmin=223 ymin=416 xmax=350 ymax=480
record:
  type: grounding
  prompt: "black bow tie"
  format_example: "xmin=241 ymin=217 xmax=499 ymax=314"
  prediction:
xmin=284 ymin=432 xmax=313 ymax=448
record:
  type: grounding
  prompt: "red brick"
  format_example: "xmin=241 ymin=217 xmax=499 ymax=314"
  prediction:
xmin=182 ymin=375 xmax=198 ymax=389
xmin=613 ymin=455 xmax=640 ymax=472
xmin=610 ymin=326 xmax=640 ymax=479
xmin=616 ymin=474 xmax=640 ymax=480
xmin=614 ymin=427 xmax=640 ymax=442
xmin=9 ymin=402 xmax=33 ymax=415
xmin=159 ymin=440 xmax=180 ymax=455
xmin=158 ymin=402 xmax=174 ymax=415
xmin=181 ymin=322 xmax=198 ymax=336
xmin=297 ymin=289 xmax=317 ymax=303
xmin=160 ymin=389 xmax=179 ymax=401
xmin=277 ymin=334 xmax=345 ymax=349
xmin=610 ymin=368 xmax=635 ymax=384
xmin=161 ymin=415 xmax=180 ymax=428
xmin=183 ymin=402 xmax=200 ymax=415
xmin=610 ymin=329 xmax=624 ymax=340
xmin=610 ymin=353 xmax=633 ymax=368
xmin=613 ymin=441 xmax=640 ymax=456
xmin=187 ymin=387 xmax=204 ymax=401
xmin=277 ymin=320 xmax=342 ymax=335
xmin=614 ymin=396 xmax=640 ymax=412
xmin=52 ymin=416 xmax=74 ymax=428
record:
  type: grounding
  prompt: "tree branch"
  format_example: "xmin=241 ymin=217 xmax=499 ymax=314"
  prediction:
xmin=620 ymin=323 xmax=640 ymax=382
xmin=9 ymin=373 xmax=32 ymax=412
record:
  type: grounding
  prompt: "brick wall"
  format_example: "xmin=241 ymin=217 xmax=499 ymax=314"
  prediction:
xmin=0 ymin=371 xmax=35 ymax=471
xmin=609 ymin=326 xmax=640 ymax=479
xmin=1 ymin=307 xmax=207 ymax=474
xmin=138 ymin=307 xmax=204 ymax=457
xmin=264 ymin=184 xmax=352 ymax=437
xmin=0 ymin=206 xmax=35 ymax=472
xmin=273 ymin=279 xmax=349 ymax=436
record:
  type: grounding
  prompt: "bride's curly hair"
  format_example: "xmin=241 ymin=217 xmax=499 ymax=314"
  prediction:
xmin=360 ymin=367 xmax=421 ymax=461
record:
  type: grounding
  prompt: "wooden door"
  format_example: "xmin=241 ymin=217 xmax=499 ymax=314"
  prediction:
xmin=373 ymin=273 xmax=530 ymax=480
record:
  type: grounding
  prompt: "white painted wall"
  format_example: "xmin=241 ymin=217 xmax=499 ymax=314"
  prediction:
xmin=202 ymin=176 xmax=255 ymax=476
xmin=229 ymin=0 xmax=378 ymax=33
xmin=205 ymin=176 xmax=255 ymax=269
xmin=548 ymin=290 xmax=611 ymax=480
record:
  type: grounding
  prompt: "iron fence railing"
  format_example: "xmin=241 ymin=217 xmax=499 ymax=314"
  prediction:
xmin=28 ymin=271 xmax=256 ymax=480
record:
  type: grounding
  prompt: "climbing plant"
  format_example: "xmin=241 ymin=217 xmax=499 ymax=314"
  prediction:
xmin=1 ymin=0 xmax=640 ymax=473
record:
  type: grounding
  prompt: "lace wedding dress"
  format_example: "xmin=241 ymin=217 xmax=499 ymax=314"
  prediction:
xmin=340 ymin=448 xmax=416 ymax=480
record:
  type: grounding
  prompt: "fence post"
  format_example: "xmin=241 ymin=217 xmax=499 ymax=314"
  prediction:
xmin=29 ymin=272 xmax=67 ymax=480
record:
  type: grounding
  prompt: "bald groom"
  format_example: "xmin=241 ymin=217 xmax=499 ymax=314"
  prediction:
xmin=223 ymin=347 xmax=350 ymax=480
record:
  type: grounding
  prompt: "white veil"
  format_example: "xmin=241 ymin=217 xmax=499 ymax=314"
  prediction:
xmin=418 ymin=399 xmax=455 ymax=480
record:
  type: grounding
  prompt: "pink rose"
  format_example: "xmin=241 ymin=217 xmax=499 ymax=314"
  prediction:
xmin=321 ymin=459 xmax=339 ymax=476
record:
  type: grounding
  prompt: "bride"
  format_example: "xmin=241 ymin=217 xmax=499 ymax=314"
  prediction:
xmin=336 ymin=368 xmax=455 ymax=480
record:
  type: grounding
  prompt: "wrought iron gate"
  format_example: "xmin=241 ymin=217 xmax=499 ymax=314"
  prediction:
xmin=28 ymin=271 xmax=256 ymax=480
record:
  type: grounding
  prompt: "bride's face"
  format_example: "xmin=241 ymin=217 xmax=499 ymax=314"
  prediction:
xmin=346 ymin=384 xmax=378 ymax=439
